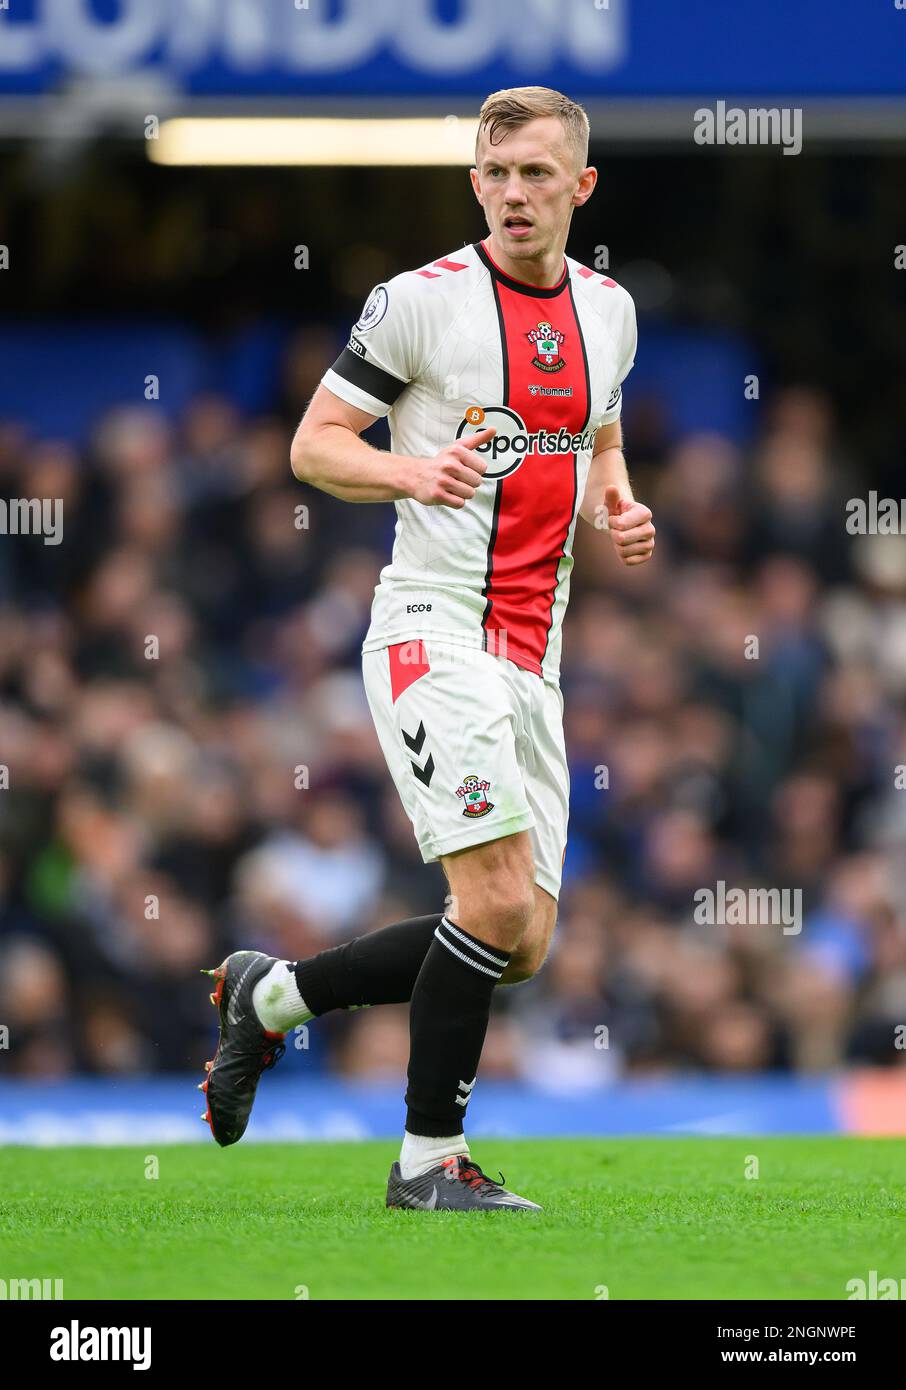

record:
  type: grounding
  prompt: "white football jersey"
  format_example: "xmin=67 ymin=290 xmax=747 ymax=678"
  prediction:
xmin=321 ymin=238 xmax=637 ymax=684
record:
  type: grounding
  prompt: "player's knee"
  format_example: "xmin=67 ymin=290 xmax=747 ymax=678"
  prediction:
xmin=478 ymin=867 xmax=535 ymax=948
xmin=500 ymin=895 xmax=557 ymax=984
xmin=502 ymin=935 xmax=549 ymax=984
xmin=486 ymin=879 xmax=534 ymax=938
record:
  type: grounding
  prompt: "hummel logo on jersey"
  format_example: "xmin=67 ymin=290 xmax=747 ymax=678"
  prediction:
xmin=527 ymin=319 xmax=566 ymax=372
xmin=402 ymin=721 xmax=434 ymax=787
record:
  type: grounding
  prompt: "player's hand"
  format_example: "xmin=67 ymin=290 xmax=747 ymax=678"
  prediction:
xmin=411 ymin=427 xmax=494 ymax=507
xmin=603 ymin=485 xmax=656 ymax=566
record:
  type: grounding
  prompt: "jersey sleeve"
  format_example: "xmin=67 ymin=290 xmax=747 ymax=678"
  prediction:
xmin=598 ymin=289 xmax=638 ymax=428
xmin=321 ymin=275 xmax=426 ymax=418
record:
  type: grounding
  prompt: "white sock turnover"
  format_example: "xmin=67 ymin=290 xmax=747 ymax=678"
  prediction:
xmin=252 ymin=960 xmax=313 ymax=1033
xmin=399 ymin=1130 xmax=470 ymax=1181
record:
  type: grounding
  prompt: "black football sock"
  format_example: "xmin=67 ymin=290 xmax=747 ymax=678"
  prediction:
xmin=404 ymin=916 xmax=511 ymax=1137
xmin=292 ymin=913 xmax=442 ymax=1016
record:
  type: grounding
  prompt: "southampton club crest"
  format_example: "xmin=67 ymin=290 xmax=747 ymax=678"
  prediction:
xmin=527 ymin=320 xmax=566 ymax=373
xmin=456 ymin=774 xmax=495 ymax=818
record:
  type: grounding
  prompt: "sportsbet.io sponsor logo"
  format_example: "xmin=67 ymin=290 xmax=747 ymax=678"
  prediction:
xmin=457 ymin=405 xmax=596 ymax=479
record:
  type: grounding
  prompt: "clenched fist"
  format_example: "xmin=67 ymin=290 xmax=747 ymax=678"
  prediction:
xmin=410 ymin=427 xmax=494 ymax=508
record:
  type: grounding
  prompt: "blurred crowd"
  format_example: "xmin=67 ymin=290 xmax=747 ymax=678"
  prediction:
xmin=1 ymin=354 xmax=905 ymax=1086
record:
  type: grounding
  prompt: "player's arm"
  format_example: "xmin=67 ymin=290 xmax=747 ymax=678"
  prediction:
xmin=579 ymin=420 xmax=656 ymax=567
xmin=290 ymin=384 xmax=493 ymax=508
xmin=578 ymin=421 xmax=632 ymax=522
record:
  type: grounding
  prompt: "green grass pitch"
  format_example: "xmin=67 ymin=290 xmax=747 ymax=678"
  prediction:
xmin=1 ymin=1138 xmax=904 ymax=1300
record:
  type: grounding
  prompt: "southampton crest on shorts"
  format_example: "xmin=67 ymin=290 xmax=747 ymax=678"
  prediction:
xmin=456 ymin=774 xmax=495 ymax=818
xmin=527 ymin=320 xmax=566 ymax=373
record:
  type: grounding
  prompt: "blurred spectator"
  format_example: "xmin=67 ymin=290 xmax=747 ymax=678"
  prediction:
xmin=1 ymin=379 xmax=904 ymax=1087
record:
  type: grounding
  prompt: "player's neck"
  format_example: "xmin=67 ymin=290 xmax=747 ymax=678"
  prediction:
xmin=481 ymin=235 xmax=566 ymax=290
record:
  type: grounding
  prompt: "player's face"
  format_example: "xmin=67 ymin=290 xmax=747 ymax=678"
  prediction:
xmin=470 ymin=116 xmax=594 ymax=263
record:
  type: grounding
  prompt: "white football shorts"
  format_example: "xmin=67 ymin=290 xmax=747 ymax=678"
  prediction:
xmin=362 ymin=637 xmax=569 ymax=900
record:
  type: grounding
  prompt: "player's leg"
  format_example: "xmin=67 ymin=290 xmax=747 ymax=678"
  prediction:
xmin=202 ymin=639 xmax=548 ymax=1154
xmin=250 ymin=912 xmax=443 ymax=1031
xmin=243 ymin=871 xmax=555 ymax=1039
xmin=203 ymin=874 xmax=559 ymax=1148
xmin=492 ymin=669 xmax=568 ymax=989
xmin=199 ymin=881 xmax=558 ymax=1149
xmin=504 ymin=882 xmax=558 ymax=983
xmin=200 ymin=641 xmax=473 ymax=1146
xmin=386 ymin=664 xmax=566 ymax=1195
xmin=200 ymin=914 xmax=445 ymax=1147
xmin=387 ymin=828 xmax=543 ymax=1210
xmin=351 ymin=638 xmax=542 ymax=1206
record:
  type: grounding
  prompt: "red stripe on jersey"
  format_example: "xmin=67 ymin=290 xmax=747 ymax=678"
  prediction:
xmin=388 ymin=640 xmax=430 ymax=702
xmin=433 ymin=257 xmax=468 ymax=272
xmin=482 ymin=279 xmax=589 ymax=676
xmin=576 ymin=263 xmax=617 ymax=288
xmin=415 ymin=269 xmax=441 ymax=278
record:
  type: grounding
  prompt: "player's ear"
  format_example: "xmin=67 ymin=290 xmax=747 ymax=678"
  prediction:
xmin=469 ymin=166 xmax=484 ymax=205
xmin=573 ymin=166 xmax=597 ymax=206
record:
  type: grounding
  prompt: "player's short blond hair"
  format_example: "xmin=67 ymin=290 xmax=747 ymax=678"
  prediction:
xmin=475 ymin=87 xmax=590 ymax=174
